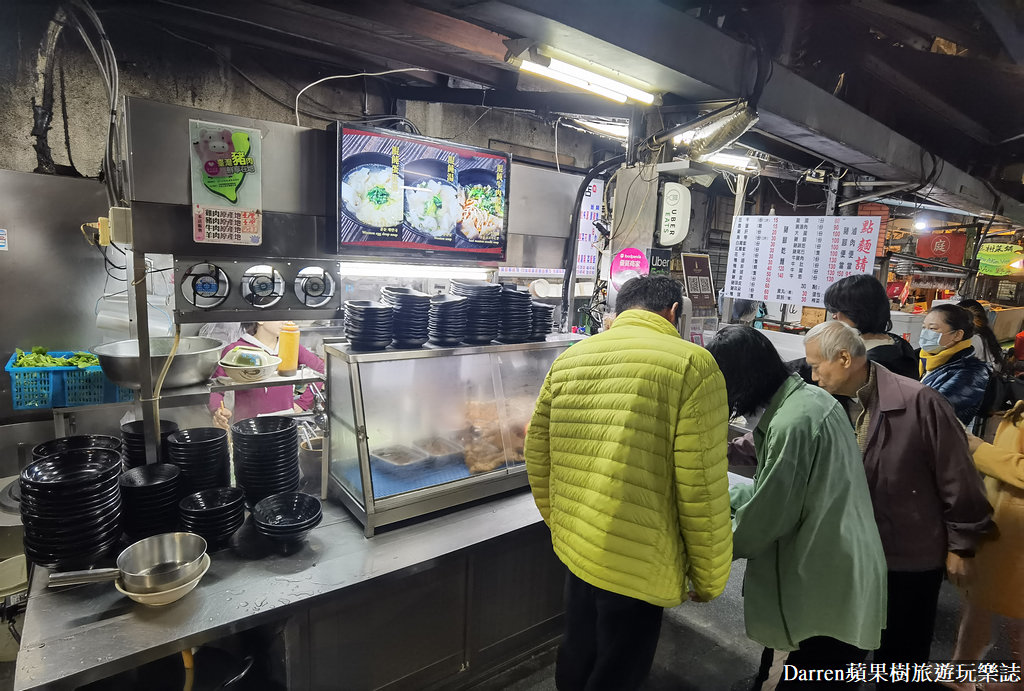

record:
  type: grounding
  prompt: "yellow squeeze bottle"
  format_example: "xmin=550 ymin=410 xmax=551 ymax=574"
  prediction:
xmin=278 ymin=322 xmax=300 ymax=377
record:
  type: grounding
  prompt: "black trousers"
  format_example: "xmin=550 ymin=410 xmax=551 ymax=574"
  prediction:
xmin=754 ymin=636 xmax=870 ymax=690
xmin=874 ymin=568 xmax=944 ymax=687
xmin=555 ymin=571 xmax=664 ymax=691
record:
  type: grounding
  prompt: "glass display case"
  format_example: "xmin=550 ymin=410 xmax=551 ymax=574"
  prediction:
xmin=324 ymin=337 xmax=579 ymax=536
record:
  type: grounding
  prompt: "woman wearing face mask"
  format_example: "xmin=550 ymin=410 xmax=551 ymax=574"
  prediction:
xmin=209 ymin=321 xmax=324 ymax=430
xmin=919 ymin=305 xmax=991 ymax=426
xmin=790 ymin=275 xmax=918 ymax=383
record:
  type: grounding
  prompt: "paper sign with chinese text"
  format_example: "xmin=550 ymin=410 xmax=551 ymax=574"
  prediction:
xmin=723 ymin=215 xmax=881 ymax=307
xmin=681 ymin=254 xmax=717 ymax=309
xmin=189 ymin=119 xmax=262 ymax=246
xmin=576 ymin=180 xmax=604 ymax=278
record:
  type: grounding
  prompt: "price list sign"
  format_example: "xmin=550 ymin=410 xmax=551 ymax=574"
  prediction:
xmin=724 ymin=215 xmax=880 ymax=307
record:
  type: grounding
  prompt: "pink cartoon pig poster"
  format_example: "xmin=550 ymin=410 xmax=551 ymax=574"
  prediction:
xmin=189 ymin=119 xmax=263 ymax=246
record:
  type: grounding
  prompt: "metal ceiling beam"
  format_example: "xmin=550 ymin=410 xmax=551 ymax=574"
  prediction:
xmin=150 ymin=0 xmax=510 ymax=87
xmin=391 ymin=85 xmax=633 ymax=118
xmin=849 ymin=0 xmax=991 ymax=53
xmin=974 ymin=0 xmax=1024 ymax=64
xmin=285 ymin=0 xmax=511 ymax=68
xmin=122 ymin=6 xmax=436 ymax=85
xmin=861 ymin=53 xmax=995 ymax=144
xmin=423 ymin=0 xmax=1024 ymax=224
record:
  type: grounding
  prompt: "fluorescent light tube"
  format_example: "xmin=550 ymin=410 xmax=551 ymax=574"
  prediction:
xmin=703 ymin=152 xmax=755 ymax=170
xmin=339 ymin=262 xmax=493 ymax=280
xmin=546 ymin=58 xmax=655 ymax=105
xmin=519 ymin=59 xmax=628 ymax=103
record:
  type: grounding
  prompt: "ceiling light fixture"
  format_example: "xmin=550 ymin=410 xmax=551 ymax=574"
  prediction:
xmin=518 ymin=59 xmax=629 ymax=103
xmin=507 ymin=43 xmax=656 ymax=105
xmin=914 ymin=219 xmax=928 ymax=230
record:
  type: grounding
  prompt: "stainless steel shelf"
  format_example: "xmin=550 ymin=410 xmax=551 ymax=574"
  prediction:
xmin=157 ymin=366 xmax=324 ymax=401
xmin=325 ymin=335 xmax=583 ymax=364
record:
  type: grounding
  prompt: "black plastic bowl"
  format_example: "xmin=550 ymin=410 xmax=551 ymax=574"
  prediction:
xmin=179 ymin=487 xmax=245 ymax=515
xmin=253 ymin=492 xmax=322 ymax=531
xmin=119 ymin=463 xmax=180 ymax=490
xmin=230 ymin=416 xmax=297 ymax=437
xmin=121 ymin=420 xmax=180 ymax=438
xmin=32 ymin=435 xmax=122 ymax=461
xmin=167 ymin=427 xmax=227 ymax=446
xmin=21 ymin=449 xmax=123 ymax=487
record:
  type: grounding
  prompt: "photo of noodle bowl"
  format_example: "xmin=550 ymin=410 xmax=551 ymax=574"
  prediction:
xmin=405 ymin=179 xmax=460 ymax=237
xmin=341 ymin=154 xmax=404 ymax=228
xmin=458 ymin=168 xmax=504 ymax=244
xmin=403 ymin=158 xmax=459 ymax=239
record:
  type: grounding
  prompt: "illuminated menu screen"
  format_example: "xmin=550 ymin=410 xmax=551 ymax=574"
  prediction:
xmin=335 ymin=124 xmax=510 ymax=260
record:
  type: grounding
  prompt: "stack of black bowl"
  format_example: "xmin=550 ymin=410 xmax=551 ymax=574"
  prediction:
xmin=179 ymin=487 xmax=245 ymax=550
xmin=20 ymin=448 xmax=123 ymax=569
xmin=380 ymin=287 xmax=430 ymax=348
xmin=428 ymin=295 xmax=468 ymax=346
xmin=498 ymin=288 xmax=533 ymax=343
xmin=232 ymin=417 xmax=300 ymax=506
xmin=32 ymin=434 xmax=122 ymax=462
xmin=253 ymin=492 xmax=323 ymax=545
xmin=122 ymin=420 xmax=179 ymax=468
xmin=449 ymin=280 xmax=501 ymax=345
xmin=119 ymin=464 xmax=181 ymax=540
xmin=531 ymin=302 xmax=556 ymax=341
xmin=344 ymin=300 xmax=393 ymax=351
xmin=165 ymin=428 xmax=230 ymax=494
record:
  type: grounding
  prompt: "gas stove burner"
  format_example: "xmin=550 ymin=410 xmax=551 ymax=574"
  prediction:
xmin=294 ymin=267 xmax=336 ymax=308
xmin=181 ymin=262 xmax=230 ymax=309
xmin=242 ymin=265 xmax=285 ymax=308
xmin=0 ymin=477 xmax=20 ymax=516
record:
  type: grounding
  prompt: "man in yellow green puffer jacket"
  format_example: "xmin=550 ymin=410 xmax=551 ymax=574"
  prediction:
xmin=525 ymin=275 xmax=733 ymax=691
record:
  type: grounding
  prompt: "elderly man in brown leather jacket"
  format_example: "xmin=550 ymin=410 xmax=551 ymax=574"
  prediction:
xmin=803 ymin=320 xmax=993 ymax=676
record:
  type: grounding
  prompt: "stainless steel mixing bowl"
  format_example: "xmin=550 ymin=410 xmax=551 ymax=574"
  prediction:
xmin=92 ymin=337 xmax=223 ymax=389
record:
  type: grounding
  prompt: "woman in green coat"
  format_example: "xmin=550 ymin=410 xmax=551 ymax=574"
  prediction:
xmin=708 ymin=327 xmax=887 ymax=689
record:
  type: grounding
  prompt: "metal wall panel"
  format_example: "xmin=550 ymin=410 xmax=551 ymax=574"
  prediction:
xmin=507 ymin=163 xmax=581 ymax=238
xmin=124 ymin=97 xmax=327 ymax=216
xmin=0 ymin=170 xmax=110 ymax=423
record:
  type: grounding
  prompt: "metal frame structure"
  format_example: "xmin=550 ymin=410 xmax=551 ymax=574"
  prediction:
xmin=325 ymin=338 xmax=579 ymax=536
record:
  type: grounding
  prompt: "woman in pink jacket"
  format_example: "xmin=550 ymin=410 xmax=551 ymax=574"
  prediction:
xmin=209 ymin=321 xmax=324 ymax=429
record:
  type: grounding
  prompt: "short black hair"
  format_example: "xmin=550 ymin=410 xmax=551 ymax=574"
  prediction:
xmin=823 ymin=274 xmax=891 ymax=334
xmin=240 ymin=322 xmax=258 ymax=335
xmin=707 ymin=326 xmax=791 ymax=417
xmin=615 ymin=275 xmax=683 ymax=314
xmin=928 ymin=304 xmax=975 ymax=339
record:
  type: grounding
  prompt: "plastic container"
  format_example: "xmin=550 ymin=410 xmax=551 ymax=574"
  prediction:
xmin=277 ymin=322 xmax=299 ymax=377
xmin=5 ymin=351 xmax=134 ymax=410
xmin=412 ymin=437 xmax=465 ymax=468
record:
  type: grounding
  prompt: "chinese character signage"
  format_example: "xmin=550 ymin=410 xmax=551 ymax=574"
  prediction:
xmin=189 ymin=120 xmax=262 ymax=246
xmin=723 ymin=215 xmax=880 ymax=307
xmin=576 ymin=180 xmax=604 ymax=278
xmin=610 ymin=247 xmax=649 ymax=290
xmin=335 ymin=124 xmax=510 ymax=260
xmin=917 ymin=233 xmax=967 ymax=265
xmin=977 ymin=242 xmax=1023 ymax=276
xmin=681 ymin=254 xmax=716 ymax=309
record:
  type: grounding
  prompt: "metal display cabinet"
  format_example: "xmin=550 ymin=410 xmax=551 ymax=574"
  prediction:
xmin=324 ymin=338 xmax=579 ymax=536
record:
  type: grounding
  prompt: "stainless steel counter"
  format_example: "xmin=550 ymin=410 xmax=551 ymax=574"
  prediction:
xmin=15 ymin=472 xmax=754 ymax=690
xmin=14 ymin=492 xmax=545 ymax=690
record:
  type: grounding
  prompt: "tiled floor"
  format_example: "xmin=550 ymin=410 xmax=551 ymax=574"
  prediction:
xmin=473 ymin=560 xmax=1017 ymax=691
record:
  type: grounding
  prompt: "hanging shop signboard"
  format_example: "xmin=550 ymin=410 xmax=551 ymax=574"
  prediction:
xmin=189 ymin=120 xmax=263 ymax=246
xmin=916 ymin=233 xmax=967 ymax=265
xmin=977 ymin=242 xmax=1024 ymax=277
xmin=723 ymin=215 xmax=880 ymax=307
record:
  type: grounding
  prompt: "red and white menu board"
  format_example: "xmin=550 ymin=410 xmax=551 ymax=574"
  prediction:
xmin=723 ymin=215 xmax=880 ymax=307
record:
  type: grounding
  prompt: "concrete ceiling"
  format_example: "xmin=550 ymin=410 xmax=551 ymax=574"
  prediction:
xmin=107 ymin=0 xmax=1024 ymax=224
